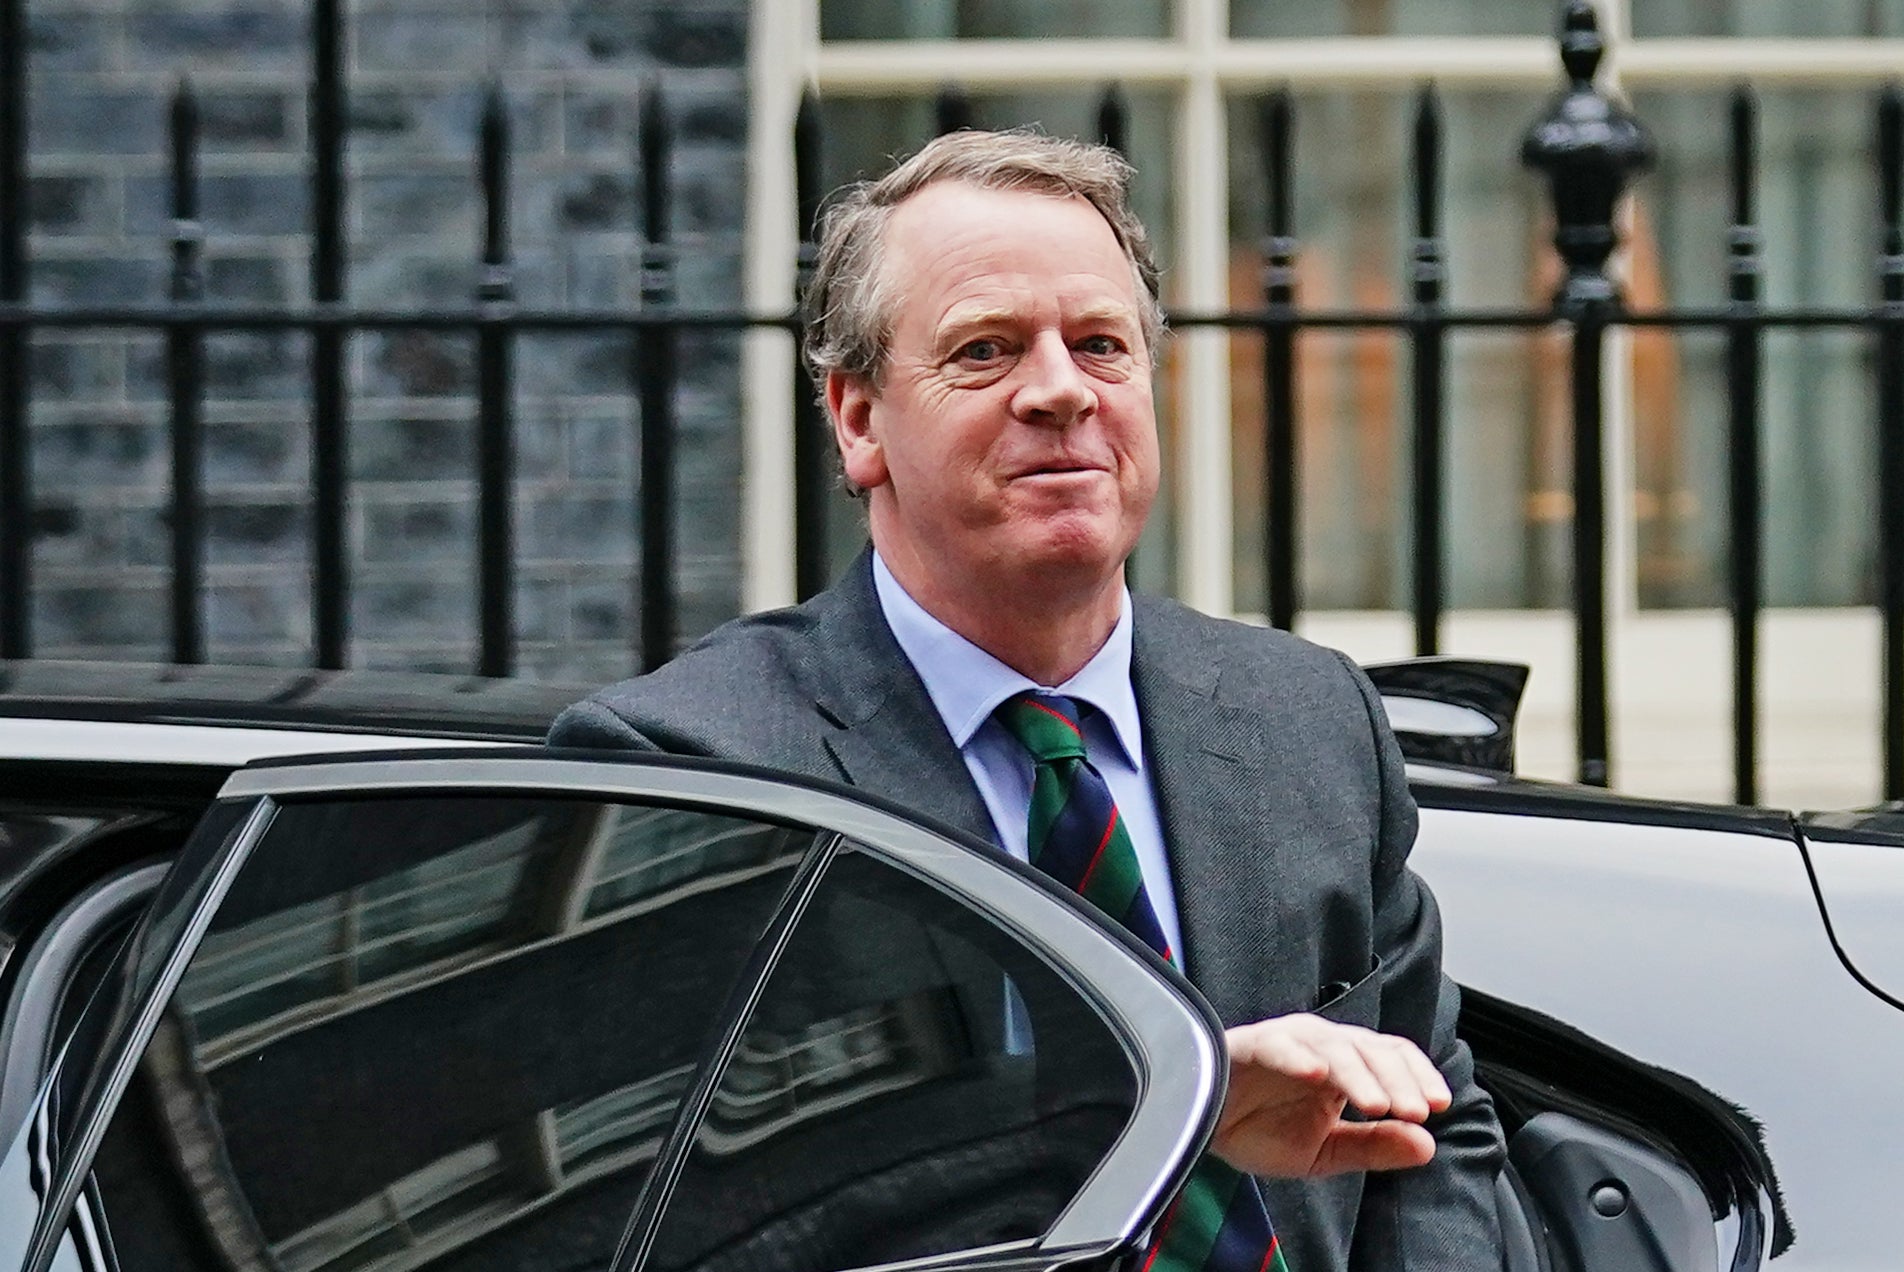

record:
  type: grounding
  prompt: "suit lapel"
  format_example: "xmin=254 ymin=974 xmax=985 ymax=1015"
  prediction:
xmin=1133 ymin=599 xmax=1306 ymax=1026
xmin=802 ymin=553 xmax=996 ymax=843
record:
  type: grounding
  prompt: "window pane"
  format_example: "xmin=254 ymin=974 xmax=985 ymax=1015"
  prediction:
xmin=1630 ymin=87 xmax=1880 ymax=606
xmin=1226 ymin=88 xmax=1553 ymax=611
xmin=1633 ymin=0 xmax=1904 ymax=37
xmin=87 ymin=795 xmax=815 ymax=1272
xmin=646 ymin=847 xmax=1139 ymax=1272
xmin=821 ymin=0 xmax=1169 ymax=40
xmin=1232 ymin=0 xmax=1555 ymax=38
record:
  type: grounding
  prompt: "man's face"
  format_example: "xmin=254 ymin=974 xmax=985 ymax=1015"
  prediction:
xmin=829 ymin=182 xmax=1160 ymax=611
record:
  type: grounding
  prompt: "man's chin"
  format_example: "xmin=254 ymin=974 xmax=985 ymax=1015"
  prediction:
xmin=991 ymin=528 xmax=1135 ymax=590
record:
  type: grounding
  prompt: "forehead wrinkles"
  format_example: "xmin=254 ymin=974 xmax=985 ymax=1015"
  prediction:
xmin=934 ymin=291 xmax=1139 ymax=340
xmin=874 ymin=185 xmax=1143 ymax=367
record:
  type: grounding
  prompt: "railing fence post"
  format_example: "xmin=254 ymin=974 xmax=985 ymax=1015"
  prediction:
xmin=1260 ymin=89 xmax=1299 ymax=631
xmin=476 ymin=86 xmax=516 ymax=678
xmin=310 ymin=0 xmax=349 ymax=668
xmin=1097 ymin=83 xmax=1129 ymax=156
xmin=1410 ymin=82 xmax=1447 ymax=656
xmin=935 ymin=84 xmax=973 ymax=135
xmin=637 ymin=79 xmax=678 ymax=672
xmin=168 ymin=79 xmax=207 ymax=664
xmin=1877 ymin=85 xmax=1904 ymax=800
xmin=1521 ymin=0 xmax=1654 ymax=788
xmin=1726 ymin=85 xmax=1764 ymax=805
xmin=0 ymin=0 xmax=30 ymax=657
xmin=792 ymin=88 xmax=828 ymax=601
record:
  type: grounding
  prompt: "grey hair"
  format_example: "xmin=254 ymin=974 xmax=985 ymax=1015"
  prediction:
xmin=802 ymin=128 xmax=1166 ymax=393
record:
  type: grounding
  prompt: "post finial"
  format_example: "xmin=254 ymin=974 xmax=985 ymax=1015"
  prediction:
xmin=1521 ymin=0 xmax=1655 ymax=307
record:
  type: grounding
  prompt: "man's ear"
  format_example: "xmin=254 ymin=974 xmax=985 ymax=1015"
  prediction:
xmin=828 ymin=370 xmax=889 ymax=491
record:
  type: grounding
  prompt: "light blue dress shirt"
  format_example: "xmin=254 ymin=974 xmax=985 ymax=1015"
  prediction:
xmin=871 ymin=553 xmax=1186 ymax=967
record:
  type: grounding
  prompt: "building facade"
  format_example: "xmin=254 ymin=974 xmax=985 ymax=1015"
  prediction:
xmin=12 ymin=0 xmax=1904 ymax=803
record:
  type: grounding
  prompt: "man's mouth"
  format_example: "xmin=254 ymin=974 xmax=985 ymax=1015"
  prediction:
xmin=1014 ymin=462 xmax=1103 ymax=478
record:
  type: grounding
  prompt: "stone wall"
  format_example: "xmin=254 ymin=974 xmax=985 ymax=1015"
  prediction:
xmin=21 ymin=0 xmax=750 ymax=681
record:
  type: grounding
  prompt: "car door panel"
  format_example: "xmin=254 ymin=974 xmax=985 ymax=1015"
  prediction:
xmin=9 ymin=753 xmax=1221 ymax=1272
xmin=1413 ymin=798 xmax=1887 ymax=1271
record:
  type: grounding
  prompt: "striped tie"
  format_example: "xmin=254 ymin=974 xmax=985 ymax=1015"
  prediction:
xmin=996 ymin=692 xmax=1289 ymax=1272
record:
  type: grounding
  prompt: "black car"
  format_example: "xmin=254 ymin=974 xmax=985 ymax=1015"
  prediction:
xmin=0 ymin=657 xmax=1871 ymax=1272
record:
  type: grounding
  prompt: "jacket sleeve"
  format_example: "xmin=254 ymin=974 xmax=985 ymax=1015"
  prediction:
xmin=1338 ymin=651 xmax=1508 ymax=1272
xmin=545 ymin=697 xmax=665 ymax=752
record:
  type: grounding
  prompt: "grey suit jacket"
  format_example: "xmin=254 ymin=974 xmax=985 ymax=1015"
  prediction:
xmin=549 ymin=553 xmax=1507 ymax=1271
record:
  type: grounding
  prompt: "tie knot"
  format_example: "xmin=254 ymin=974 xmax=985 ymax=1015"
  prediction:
xmin=996 ymin=692 xmax=1088 ymax=764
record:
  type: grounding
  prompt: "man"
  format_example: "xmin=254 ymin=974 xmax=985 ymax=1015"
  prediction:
xmin=551 ymin=130 xmax=1505 ymax=1270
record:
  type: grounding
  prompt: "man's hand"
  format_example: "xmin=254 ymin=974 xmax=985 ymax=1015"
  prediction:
xmin=1211 ymin=1014 xmax=1452 ymax=1179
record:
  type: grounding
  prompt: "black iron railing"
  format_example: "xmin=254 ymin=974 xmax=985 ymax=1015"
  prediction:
xmin=2 ymin=0 xmax=1904 ymax=802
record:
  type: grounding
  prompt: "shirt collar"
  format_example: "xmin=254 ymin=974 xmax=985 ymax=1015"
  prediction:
xmin=871 ymin=551 xmax=1145 ymax=768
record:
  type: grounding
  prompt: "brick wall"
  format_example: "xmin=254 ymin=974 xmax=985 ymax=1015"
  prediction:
xmin=20 ymin=0 xmax=750 ymax=681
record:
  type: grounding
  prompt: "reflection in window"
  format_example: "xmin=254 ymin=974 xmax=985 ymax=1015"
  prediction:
xmin=648 ymin=848 xmax=1138 ymax=1272
xmin=178 ymin=818 xmax=538 ymax=1053
xmin=704 ymin=994 xmax=958 ymax=1154
xmin=88 ymin=795 xmax=816 ymax=1272
xmin=586 ymin=806 xmax=796 ymax=918
xmin=820 ymin=0 xmax=1168 ymax=40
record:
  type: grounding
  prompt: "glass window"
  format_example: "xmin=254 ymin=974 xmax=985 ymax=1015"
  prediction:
xmin=84 ymin=794 xmax=817 ymax=1272
xmin=645 ymin=846 xmax=1139 ymax=1272
xmin=1225 ymin=87 xmax=1556 ymax=612
xmin=1629 ymin=87 xmax=1880 ymax=607
xmin=820 ymin=0 xmax=1170 ymax=41
xmin=1632 ymin=0 xmax=1904 ymax=37
xmin=1231 ymin=0 xmax=1556 ymax=38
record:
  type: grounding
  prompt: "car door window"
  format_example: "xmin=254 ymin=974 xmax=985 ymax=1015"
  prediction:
xmin=79 ymin=794 xmax=816 ymax=1272
xmin=641 ymin=844 xmax=1140 ymax=1272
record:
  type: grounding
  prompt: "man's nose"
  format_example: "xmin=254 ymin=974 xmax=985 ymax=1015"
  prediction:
xmin=1011 ymin=333 xmax=1096 ymax=427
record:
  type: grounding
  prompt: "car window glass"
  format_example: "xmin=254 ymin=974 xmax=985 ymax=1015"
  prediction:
xmin=81 ymin=795 xmax=816 ymax=1272
xmin=644 ymin=845 xmax=1139 ymax=1272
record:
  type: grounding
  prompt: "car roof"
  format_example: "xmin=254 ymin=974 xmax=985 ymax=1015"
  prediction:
xmin=0 ymin=660 xmax=590 ymax=747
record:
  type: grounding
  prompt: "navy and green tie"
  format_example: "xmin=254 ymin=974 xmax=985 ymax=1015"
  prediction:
xmin=996 ymin=692 xmax=1289 ymax=1272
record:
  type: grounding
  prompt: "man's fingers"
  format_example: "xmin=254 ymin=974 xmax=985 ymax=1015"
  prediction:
xmin=1343 ymin=1031 xmax=1448 ymax=1122
xmin=1226 ymin=1021 xmax=1330 ymax=1082
xmin=1302 ymin=1030 xmax=1395 ymax=1117
xmin=1232 ymin=1016 xmax=1447 ymax=1121
xmin=1311 ymin=1121 xmax=1438 ymax=1176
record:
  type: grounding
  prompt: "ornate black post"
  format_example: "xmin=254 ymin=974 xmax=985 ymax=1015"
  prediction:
xmin=169 ymin=80 xmax=207 ymax=665
xmin=0 ymin=0 xmax=29 ymax=656
xmin=636 ymin=80 xmax=678 ymax=672
xmin=1878 ymin=86 xmax=1904 ymax=800
xmin=309 ymin=0 xmax=349 ymax=668
xmin=792 ymin=89 xmax=828 ymax=602
xmin=475 ymin=85 xmax=516 ymax=678
xmin=1521 ymin=0 xmax=1654 ymax=788
xmin=1260 ymin=90 xmax=1299 ymax=632
xmin=1727 ymin=86 xmax=1764 ymax=805
xmin=1410 ymin=83 xmax=1447 ymax=657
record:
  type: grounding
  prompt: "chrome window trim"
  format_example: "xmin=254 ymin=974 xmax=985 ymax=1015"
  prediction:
xmin=0 ymin=863 xmax=171 ymax=1152
xmin=217 ymin=756 xmax=1222 ymax=1253
xmin=25 ymin=799 xmax=279 ymax=1272
xmin=0 ymin=717 xmax=505 ymax=766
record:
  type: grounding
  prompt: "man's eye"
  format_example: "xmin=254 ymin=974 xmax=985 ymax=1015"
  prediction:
xmin=1077 ymin=335 xmax=1126 ymax=357
xmin=958 ymin=339 xmax=1004 ymax=362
